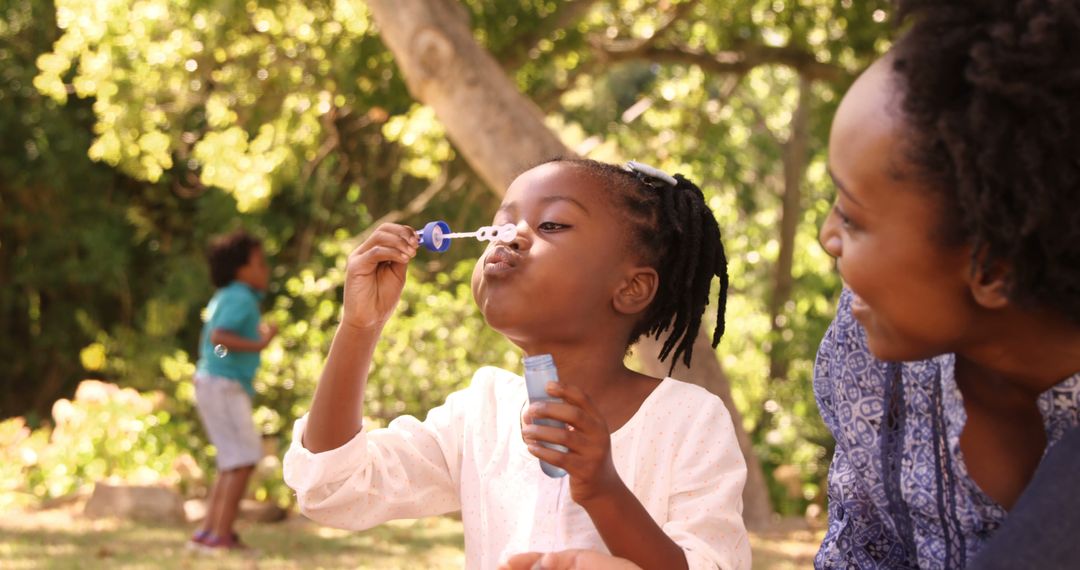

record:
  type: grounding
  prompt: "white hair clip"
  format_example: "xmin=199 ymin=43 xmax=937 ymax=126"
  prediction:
xmin=626 ymin=160 xmax=677 ymax=187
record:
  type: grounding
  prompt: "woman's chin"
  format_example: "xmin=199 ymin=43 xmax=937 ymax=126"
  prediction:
xmin=863 ymin=328 xmax=943 ymax=364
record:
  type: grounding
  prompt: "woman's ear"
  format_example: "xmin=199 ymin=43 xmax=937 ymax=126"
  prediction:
xmin=969 ymin=260 xmax=1011 ymax=310
xmin=613 ymin=267 xmax=659 ymax=316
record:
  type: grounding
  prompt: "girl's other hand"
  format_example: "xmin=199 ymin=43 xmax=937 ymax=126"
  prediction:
xmin=500 ymin=550 xmax=641 ymax=570
xmin=342 ymin=224 xmax=418 ymax=331
xmin=522 ymin=383 xmax=622 ymax=505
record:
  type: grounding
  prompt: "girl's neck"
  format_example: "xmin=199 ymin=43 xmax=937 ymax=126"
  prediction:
xmin=520 ymin=340 xmax=637 ymax=394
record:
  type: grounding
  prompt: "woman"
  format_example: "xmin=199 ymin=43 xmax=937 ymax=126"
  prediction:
xmin=505 ymin=0 xmax=1080 ymax=567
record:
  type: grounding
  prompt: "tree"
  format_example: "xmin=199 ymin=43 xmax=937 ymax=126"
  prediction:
xmin=22 ymin=0 xmax=894 ymax=520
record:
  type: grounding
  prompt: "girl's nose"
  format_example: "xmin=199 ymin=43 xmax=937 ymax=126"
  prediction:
xmin=507 ymin=220 xmax=531 ymax=251
xmin=819 ymin=210 xmax=842 ymax=258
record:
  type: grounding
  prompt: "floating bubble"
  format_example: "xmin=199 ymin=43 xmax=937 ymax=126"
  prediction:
xmin=214 ymin=344 xmax=228 ymax=358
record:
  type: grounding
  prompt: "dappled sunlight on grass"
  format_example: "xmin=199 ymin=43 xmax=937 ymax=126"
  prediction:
xmin=0 ymin=505 xmax=819 ymax=569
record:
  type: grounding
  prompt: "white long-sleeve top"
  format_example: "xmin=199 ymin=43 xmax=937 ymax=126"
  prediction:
xmin=283 ymin=366 xmax=751 ymax=570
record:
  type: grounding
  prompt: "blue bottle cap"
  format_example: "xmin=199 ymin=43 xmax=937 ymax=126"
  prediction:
xmin=419 ymin=220 xmax=451 ymax=252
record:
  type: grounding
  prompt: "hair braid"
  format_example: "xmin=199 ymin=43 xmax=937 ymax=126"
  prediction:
xmin=540 ymin=158 xmax=730 ymax=373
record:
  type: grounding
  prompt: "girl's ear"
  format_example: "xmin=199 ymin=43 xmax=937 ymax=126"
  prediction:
xmin=969 ymin=260 xmax=1011 ymax=310
xmin=613 ymin=266 xmax=659 ymax=316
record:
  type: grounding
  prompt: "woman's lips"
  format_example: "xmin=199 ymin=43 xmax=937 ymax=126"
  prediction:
xmin=850 ymin=291 xmax=871 ymax=321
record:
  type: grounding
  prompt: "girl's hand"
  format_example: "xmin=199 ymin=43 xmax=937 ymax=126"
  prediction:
xmin=522 ymin=383 xmax=622 ymax=505
xmin=342 ymin=224 xmax=418 ymax=331
xmin=500 ymin=550 xmax=641 ymax=570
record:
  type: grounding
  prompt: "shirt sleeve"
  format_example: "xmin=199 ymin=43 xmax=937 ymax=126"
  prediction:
xmin=662 ymin=394 xmax=752 ymax=570
xmin=281 ymin=370 xmax=483 ymax=530
xmin=813 ymin=289 xmax=909 ymax=569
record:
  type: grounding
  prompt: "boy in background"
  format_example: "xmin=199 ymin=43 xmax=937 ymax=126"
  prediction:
xmin=189 ymin=229 xmax=277 ymax=552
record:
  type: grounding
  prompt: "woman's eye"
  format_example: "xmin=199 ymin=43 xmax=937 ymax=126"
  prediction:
xmin=537 ymin=221 xmax=569 ymax=232
xmin=833 ymin=206 xmax=856 ymax=231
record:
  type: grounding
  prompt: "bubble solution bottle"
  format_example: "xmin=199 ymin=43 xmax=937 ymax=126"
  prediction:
xmin=523 ymin=354 xmax=568 ymax=478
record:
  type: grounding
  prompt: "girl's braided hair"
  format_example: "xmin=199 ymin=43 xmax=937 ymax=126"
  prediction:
xmin=546 ymin=158 xmax=729 ymax=372
xmin=892 ymin=0 xmax=1080 ymax=320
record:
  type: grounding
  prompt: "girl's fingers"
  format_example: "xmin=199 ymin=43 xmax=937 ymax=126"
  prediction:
xmin=546 ymin=383 xmax=602 ymax=420
xmin=355 ymin=245 xmax=413 ymax=270
xmin=528 ymin=400 xmax=590 ymax=431
xmin=499 ymin=552 xmax=543 ymax=570
xmin=526 ymin=442 xmax=570 ymax=468
xmin=372 ymin=225 xmax=419 ymax=251
xmin=522 ymin=423 xmax=576 ymax=448
xmin=354 ymin=224 xmax=419 ymax=255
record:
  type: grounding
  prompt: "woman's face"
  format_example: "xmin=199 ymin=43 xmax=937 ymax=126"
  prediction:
xmin=471 ymin=162 xmax=641 ymax=349
xmin=820 ymin=57 xmax=980 ymax=362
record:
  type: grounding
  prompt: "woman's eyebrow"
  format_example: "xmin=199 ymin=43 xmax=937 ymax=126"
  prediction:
xmin=828 ymin=168 xmax=864 ymax=208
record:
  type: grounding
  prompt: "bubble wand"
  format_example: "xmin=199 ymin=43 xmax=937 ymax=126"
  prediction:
xmin=416 ymin=221 xmax=517 ymax=252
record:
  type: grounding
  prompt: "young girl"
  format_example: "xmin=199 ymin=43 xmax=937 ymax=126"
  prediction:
xmin=282 ymin=158 xmax=751 ymax=570
xmin=813 ymin=0 xmax=1080 ymax=567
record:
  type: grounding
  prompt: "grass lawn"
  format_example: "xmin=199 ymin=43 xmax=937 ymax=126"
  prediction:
xmin=0 ymin=504 xmax=821 ymax=569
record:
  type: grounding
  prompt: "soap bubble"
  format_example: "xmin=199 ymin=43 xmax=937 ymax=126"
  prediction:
xmin=214 ymin=344 xmax=228 ymax=358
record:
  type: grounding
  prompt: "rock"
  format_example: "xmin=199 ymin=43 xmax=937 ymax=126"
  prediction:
xmin=83 ymin=483 xmax=185 ymax=523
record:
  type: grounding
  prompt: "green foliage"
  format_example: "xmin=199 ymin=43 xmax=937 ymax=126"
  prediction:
xmin=6 ymin=0 xmax=901 ymax=517
xmin=0 ymin=380 xmax=207 ymax=508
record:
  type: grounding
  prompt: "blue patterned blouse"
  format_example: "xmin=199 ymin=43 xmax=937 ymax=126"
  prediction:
xmin=814 ymin=289 xmax=1080 ymax=569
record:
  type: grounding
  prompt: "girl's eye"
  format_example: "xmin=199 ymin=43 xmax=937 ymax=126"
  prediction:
xmin=537 ymin=221 xmax=569 ymax=232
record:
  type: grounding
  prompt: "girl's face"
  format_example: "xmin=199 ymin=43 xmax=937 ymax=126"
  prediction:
xmin=820 ymin=57 xmax=980 ymax=362
xmin=471 ymin=162 xmax=641 ymax=349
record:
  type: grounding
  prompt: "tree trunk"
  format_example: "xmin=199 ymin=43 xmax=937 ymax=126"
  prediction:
xmin=365 ymin=0 xmax=568 ymax=194
xmin=767 ymin=75 xmax=812 ymax=384
xmin=366 ymin=0 xmax=773 ymax=527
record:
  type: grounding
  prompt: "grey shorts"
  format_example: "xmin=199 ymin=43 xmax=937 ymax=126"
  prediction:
xmin=194 ymin=372 xmax=263 ymax=471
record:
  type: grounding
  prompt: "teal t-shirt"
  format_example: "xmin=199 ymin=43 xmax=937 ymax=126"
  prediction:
xmin=196 ymin=281 xmax=264 ymax=395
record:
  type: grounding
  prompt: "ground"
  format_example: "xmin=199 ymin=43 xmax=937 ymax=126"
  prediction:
xmin=0 ymin=503 xmax=822 ymax=569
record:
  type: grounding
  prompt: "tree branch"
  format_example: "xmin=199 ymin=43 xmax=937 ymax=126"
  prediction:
xmin=350 ymin=168 xmax=469 ymax=248
xmin=598 ymin=42 xmax=845 ymax=83
xmin=499 ymin=0 xmax=603 ymax=70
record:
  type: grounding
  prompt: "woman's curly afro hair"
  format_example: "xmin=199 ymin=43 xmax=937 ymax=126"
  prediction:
xmin=891 ymin=0 xmax=1080 ymax=321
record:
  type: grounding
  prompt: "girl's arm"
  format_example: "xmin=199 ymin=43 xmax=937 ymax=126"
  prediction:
xmin=580 ymin=483 xmax=688 ymax=570
xmin=302 ymin=224 xmax=418 ymax=453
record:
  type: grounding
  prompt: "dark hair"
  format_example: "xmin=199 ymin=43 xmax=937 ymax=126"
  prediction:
xmin=892 ymin=0 xmax=1080 ymax=321
xmin=546 ymin=158 xmax=729 ymax=372
xmin=206 ymin=230 xmax=261 ymax=288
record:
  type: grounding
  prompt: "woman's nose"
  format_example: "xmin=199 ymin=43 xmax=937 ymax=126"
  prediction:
xmin=819 ymin=210 xmax=842 ymax=258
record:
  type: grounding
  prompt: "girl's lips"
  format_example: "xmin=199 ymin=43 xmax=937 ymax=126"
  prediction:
xmin=483 ymin=246 xmax=519 ymax=277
